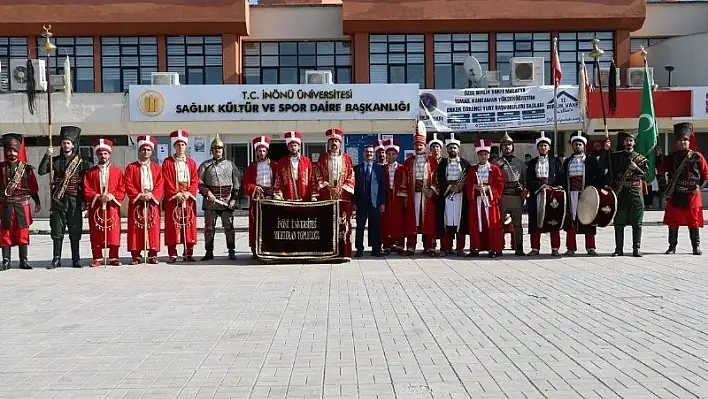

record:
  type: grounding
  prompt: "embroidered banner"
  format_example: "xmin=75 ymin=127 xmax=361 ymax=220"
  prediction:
xmin=255 ymin=199 xmax=351 ymax=262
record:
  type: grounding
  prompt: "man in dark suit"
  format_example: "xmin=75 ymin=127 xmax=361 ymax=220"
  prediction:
xmin=353 ymin=143 xmax=386 ymax=257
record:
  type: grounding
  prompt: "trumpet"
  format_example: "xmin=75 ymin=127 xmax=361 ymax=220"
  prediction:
xmin=444 ymin=169 xmax=467 ymax=199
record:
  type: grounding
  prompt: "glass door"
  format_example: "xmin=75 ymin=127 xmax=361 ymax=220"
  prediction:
xmin=304 ymin=142 xmax=327 ymax=163
xmin=226 ymin=143 xmax=249 ymax=209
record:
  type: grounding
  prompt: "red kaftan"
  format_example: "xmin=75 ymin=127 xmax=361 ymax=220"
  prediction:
xmin=465 ymin=163 xmax=504 ymax=252
xmin=400 ymin=155 xmax=439 ymax=236
xmin=161 ymin=156 xmax=199 ymax=247
xmin=84 ymin=164 xmax=126 ymax=247
xmin=662 ymin=151 xmax=708 ymax=228
xmin=273 ymin=155 xmax=315 ymax=201
xmin=313 ymin=153 xmax=355 ymax=201
xmin=124 ymin=161 xmax=164 ymax=253
xmin=0 ymin=161 xmax=39 ymax=246
xmin=244 ymin=159 xmax=275 ymax=249
xmin=382 ymin=162 xmax=407 ymax=243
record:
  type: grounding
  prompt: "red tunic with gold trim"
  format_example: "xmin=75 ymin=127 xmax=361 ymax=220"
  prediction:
xmin=84 ymin=163 xmax=126 ymax=247
xmin=124 ymin=160 xmax=164 ymax=253
xmin=273 ymin=155 xmax=315 ymax=201
xmin=162 ymin=156 xmax=199 ymax=246
xmin=0 ymin=161 xmax=39 ymax=246
xmin=313 ymin=153 xmax=355 ymax=201
xmin=662 ymin=150 xmax=708 ymax=228
xmin=382 ymin=162 xmax=406 ymax=241
xmin=465 ymin=163 xmax=504 ymax=252
xmin=400 ymin=155 xmax=439 ymax=236
xmin=244 ymin=159 xmax=275 ymax=249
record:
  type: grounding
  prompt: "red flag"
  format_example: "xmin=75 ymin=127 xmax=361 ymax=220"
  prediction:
xmin=552 ymin=36 xmax=562 ymax=87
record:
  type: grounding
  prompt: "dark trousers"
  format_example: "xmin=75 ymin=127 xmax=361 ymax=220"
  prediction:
xmin=355 ymin=203 xmax=381 ymax=252
xmin=204 ymin=208 xmax=235 ymax=251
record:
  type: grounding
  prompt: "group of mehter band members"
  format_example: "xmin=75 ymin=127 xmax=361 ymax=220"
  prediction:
xmin=0 ymin=121 xmax=706 ymax=270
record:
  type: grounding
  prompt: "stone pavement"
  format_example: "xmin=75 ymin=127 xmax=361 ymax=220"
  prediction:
xmin=26 ymin=210 xmax=708 ymax=234
xmin=2 ymin=227 xmax=708 ymax=399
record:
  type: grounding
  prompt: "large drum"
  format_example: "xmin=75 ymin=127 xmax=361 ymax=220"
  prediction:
xmin=537 ymin=187 xmax=567 ymax=231
xmin=577 ymin=186 xmax=617 ymax=227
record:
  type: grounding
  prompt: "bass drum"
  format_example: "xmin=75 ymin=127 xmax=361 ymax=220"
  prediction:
xmin=537 ymin=187 xmax=567 ymax=231
xmin=577 ymin=186 xmax=618 ymax=227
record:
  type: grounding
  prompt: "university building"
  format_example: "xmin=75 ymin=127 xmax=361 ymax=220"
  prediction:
xmin=0 ymin=0 xmax=707 ymax=216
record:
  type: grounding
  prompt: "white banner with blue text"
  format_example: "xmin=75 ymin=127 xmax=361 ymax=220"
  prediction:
xmin=419 ymin=85 xmax=582 ymax=131
xmin=129 ymin=84 xmax=419 ymax=122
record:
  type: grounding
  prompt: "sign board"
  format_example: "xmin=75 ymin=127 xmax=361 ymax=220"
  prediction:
xmin=129 ymin=84 xmax=419 ymax=122
xmin=693 ymin=87 xmax=708 ymax=120
xmin=419 ymin=85 xmax=582 ymax=131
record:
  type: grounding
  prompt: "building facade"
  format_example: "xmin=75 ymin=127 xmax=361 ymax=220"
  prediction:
xmin=2 ymin=0 xmax=708 ymax=216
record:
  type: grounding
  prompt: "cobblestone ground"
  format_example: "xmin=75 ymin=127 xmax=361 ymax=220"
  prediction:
xmin=1 ymin=227 xmax=707 ymax=399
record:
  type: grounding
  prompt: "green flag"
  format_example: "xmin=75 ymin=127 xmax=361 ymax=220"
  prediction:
xmin=636 ymin=63 xmax=658 ymax=183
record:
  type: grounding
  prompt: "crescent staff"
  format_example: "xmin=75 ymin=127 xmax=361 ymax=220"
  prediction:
xmin=143 ymin=199 xmax=148 ymax=265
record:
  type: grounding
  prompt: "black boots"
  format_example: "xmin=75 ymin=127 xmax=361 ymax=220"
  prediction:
xmin=71 ymin=240 xmax=82 ymax=267
xmin=228 ymin=250 xmax=237 ymax=261
xmin=689 ymin=228 xmax=702 ymax=255
xmin=1 ymin=247 xmax=9 ymax=271
xmin=514 ymin=230 xmax=525 ymax=256
xmin=666 ymin=228 xmax=679 ymax=254
xmin=632 ymin=227 xmax=642 ymax=257
xmin=18 ymin=245 xmax=32 ymax=269
xmin=49 ymin=240 xmax=62 ymax=269
xmin=613 ymin=227 xmax=624 ymax=256
xmin=201 ymin=250 xmax=214 ymax=261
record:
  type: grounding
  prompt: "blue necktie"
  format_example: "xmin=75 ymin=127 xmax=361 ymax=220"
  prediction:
xmin=366 ymin=164 xmax=371 ymax=176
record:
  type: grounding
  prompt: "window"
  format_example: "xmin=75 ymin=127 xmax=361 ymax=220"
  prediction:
xmin=167 ymin=36 xmax=223 ymax=85
xmin=369 ymin=34 xmax=425 ymax=87
xmin=557 ymin=32 xmax=614 ymax=85
xmin=0 ymin=37 xmax=28 ymax=92
xmin=37 ymin=37 xmax=94 ymax=93
xmin=630 ymin=37 xmax=669 ymax=53
xmin=433 ymin=33 xmax=489 ymax=89
xmin=101 ymin=37 xmax=158 ymax=92
xmin=496 ymin=33 xmax=551 ymax=85
xmin=242 ymin=41 xmax=351 ymax=84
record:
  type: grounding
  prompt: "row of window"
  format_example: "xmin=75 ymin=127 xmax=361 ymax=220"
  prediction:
xmin=3 ymin=33 xmax=658 ymax=92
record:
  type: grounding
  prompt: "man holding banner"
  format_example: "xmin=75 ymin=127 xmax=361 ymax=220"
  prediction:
xmin=244 ymin=136 xmax=274 ymax=258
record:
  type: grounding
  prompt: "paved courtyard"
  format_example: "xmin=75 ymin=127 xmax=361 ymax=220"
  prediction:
xmin=1 ymin=226 xmax=708 ymax=399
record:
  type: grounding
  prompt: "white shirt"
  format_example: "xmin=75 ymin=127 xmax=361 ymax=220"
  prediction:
xmin=415 ymin=155 xmax=427 ymax=179
xmin=98 ymin=162 xmax=110 ymax=192
xmin=174 ymin=156 xmax=190 ymax=184
xmin=568 ymin=154 xmax=586 ymax=177
xmin=256 ymin=161 xmax=272 ymax=187
xmin=290 ymin=156 xmax=300 ymax=180
xmin=446 ymin=157 xmax=462 ymax=180
xmin=387 ymin=162 xmax=397 ymax=189
xmin=329 ymin=154 xmax=341 ymax=177
xmin=476 ymin=163 xmax=490 ymax=183
xmin=536 ymin=156 xmax=549 ymax=178
xmin=140 ymin=161 xmax=153 ymax=191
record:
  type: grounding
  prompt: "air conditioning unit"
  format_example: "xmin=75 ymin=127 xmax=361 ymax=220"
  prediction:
xmin=305 ymin=70 xmax=333 ymax=84
xmin=486 ymin=70 xmax=501 ymax=87
xmin=9 ymin=59 xmax=47 ymax=92
xmin=510 ymin=57 xmax=544 ymax=87
xmin=596 ymin=67 xmax=621 ymax=88
xmin=151 ymin=72 xmax=180 ymax=86
xmin=627 ymin=67 xmax=653 ymax=88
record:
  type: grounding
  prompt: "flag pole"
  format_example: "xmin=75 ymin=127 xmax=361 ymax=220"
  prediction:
xmin=552 ymin=36 xmax=559 ymax=156
xmin=39 ymin=25 xmax=56 ymax=181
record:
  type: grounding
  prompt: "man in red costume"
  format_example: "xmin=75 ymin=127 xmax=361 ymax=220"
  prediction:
xmin=84 ymin=138 xmax=125 ymax=267
xmin=466 ymin=139 xmax=504 ymax=257
xmin=162 ymin=129 xmax=199 ymax=263
xmin=662 ymin=122 xmax=708 ymax=255
xmin=244 ymin=135 xmax=275 ymax=258
xmin=0 ymin=133 xmax=40 ymax=270
xmin=381 ymin=139 xmax=406 ymax=255
xmin=375 ymin=139 xmax=387 ymax=166
xmin=400 ymin=121 xmax=439 ymax=256
xmin=124 ymin=135 xmax=164 ymax=264
xmin=273 ymin=131 xmax=314 ymax=201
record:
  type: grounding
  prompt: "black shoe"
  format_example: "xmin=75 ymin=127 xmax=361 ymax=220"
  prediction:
xmin=633 ymin=249 xmax=643 ymax=257
xmin=693 ymin=247 xmax=702 ymax=256
xmin=468 ymin=251 xmax=479 ymax=257
xmin=19 ymin=262 xmax=32 ymax=270
xmin=372 ymin=251 xmax=383 ymax=257
xmin=612 ymin=251 xmax=624 ymax=257
xmin=514 ymin=250 xmax=526 ymax=256
xmin=48 ymin=257 xmax=61 ymax=269
xmin=0 ymin=260 xmax=8 ymax=271
xmin=166 ymin=256 xmax=178 ymax=264
xmin=228 ymin=250 xmax=237 ymax=261
xmin=354 ymin=250 xmax=363 ymax=258
xmin=201 ymin=252 xmax=214 ymax=261
xmin=72 ymin=261 xmax=83 ymax=268
xmin=488 ymin=252 xmax=496 ymax=258
xmin=665 ymin=247 xmax=676 ymax=255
